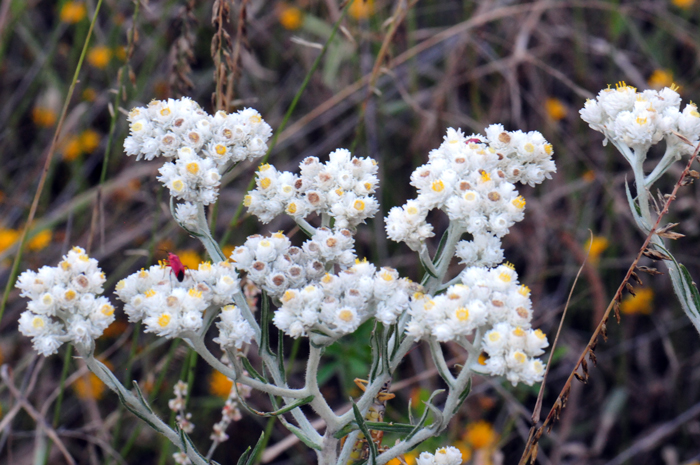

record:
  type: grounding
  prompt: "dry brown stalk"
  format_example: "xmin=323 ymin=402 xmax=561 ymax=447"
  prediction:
xmin=169 ymin=0 xmax=197 ymax=96
xmin=518 ymin=139 xmax=700 ymax=464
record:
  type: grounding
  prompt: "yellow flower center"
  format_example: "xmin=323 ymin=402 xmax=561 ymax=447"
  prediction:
xmin=215 ymin=144 xmax=227 ymax=155
xmin=158 ymin=314 xmax=171 ymax=327
xmin=514 ymin=351 xmax=526 ymax=364
xmin=101 ymin=304 xmax=115 ymax=316
xmin=172 ymin=179 xmax=185 ymax=192
xmin=243 ymin=195 xmax=252 ymax=206
xmin=353 ymin=199 xmax=365 ymax=211
xmin=188 ymin=288 xmax=203 ymax=298
xmin=512 ymin=196 xmax=526 ymax=209
xmin=523 ymin=142 xmax=535 ymax=153
xmin=512 ymin=327 xmax=525 ymax=337
xmin=431 ymin=180 xmax=445 ymax=192
xmin=260 ymin=177 xmax=272 ymax=189
xmin=406 ymin=206 xmax=418 ymax=215
xmin=488 ymin=332 xmax=501 ymax=342
xmin=64 ymin=289 xmax=77 ymax=301
xmin=186 ymin=162 xmax=200 ymax=175
xmin=145 ymin=289 xmax=156 ymax=298
xmin=455 ymin=307 xmax=469 ymax=321
xmin=32 ymin=316 xmax=45 ymax=329
xmin=250 ymin=114 xmax=262 ymax=124
xmin=287 ymin=202 xmax=298 ymax=214
xmin=338 ymin=309 xmax=354 ymax=322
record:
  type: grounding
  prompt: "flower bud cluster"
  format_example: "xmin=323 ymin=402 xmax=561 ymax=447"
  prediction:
xmin=416 ymin=446 xmax=464 ymax=465
xmin=406 ymin=263 xmax=548 ymax=386
xmin=245 ymin=149 xmax=379 ymax=229
xmin=580 ymin=82 xmax=700 ymax=155
xmin=386 ymin=126 xmax=555 ymax=260
xmin=273 ymin=260 xmax=414 ymax=338
xmin=114 ymin=261 xmax=254 ymax=349
xmin=16 ymin=246 xmax=115 ymax=356
xmin=168 ymin=380 xmax=194 ymax=434
xmin=210 ymin=370 xmax=251 ymax=444
xmin=230 ymin=229 xmax=355 ymax=299
xmin=123 ymin=98 xmax=272 ymax=206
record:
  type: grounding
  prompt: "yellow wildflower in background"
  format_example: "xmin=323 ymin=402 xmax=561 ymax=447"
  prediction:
xmin=80 ymin=129 xmax=100 ymax=153
xmin=222 ymin=245 xmax=235 ymax=260
xmin=463 ymin=420 xmax=497 ymax=450
xmin=648 ymin=69 xmax=674 ymax=89
xmin=451 ymin=440 xmax=473 ymax=462
xmin=350 ymin=0 xmax=374 ymax=19
xmin=73 ymin=372 xmax=106 ymax=400
xmin=61 ymin=135 xmax=82 ymax=162
xmin=672 ymin=0 xmax=695 ymax=8
xmin=545 ymin=97 xmax=567 ymax=121
xmin=584 ymin=236 xmax=609 ymax=265
xmin=28 ymin=230 xmax=52 ymax=251
xmin=175 ymin=249 xmax=201 ymax=270
xmin=582 ymin=170 xmax=596 ymax=183
xmin=60 ymin=1 xmax=87 ymax=24
xmin=0 ymin=229 xmax=19 ymax=252
xmin=402 ymin=450 xmax=419 ymax=465
xmin=82 ymin=87 xmax=97 ymax=102
xmin=278 ymin=4 xmax=304 ymax=30
xmin=87 ymin=46 xmax=112 ymax=69
xmin=209 ymin=370 xmax=234 ymax=398
xmin=620 ymin=287 xmax=654 ymax=315
xmin=32 ymin=107 xmax=57 ymax=127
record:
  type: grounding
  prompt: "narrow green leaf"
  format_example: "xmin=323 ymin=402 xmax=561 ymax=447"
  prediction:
xmin=419 ymin=255 xmax=438 ymax=279
xmin=132 ymin=380 xmax=154 ymax=414
xmin=452 ymin=377 xmax=472 ymax=415
xmin=278 ymin=329 xmax=286 ymax=381
xmin=247 ymin=431 xmax=266 ymax=465
xmin=433 ymin=229 xmax=449 ymax=265
xmin=352 ymin=401 xmax=378 ymax=462
xmin=237 ymin=447 xmax=253 ymax=465
xmin=405 ymin=389 xmax=444 ymax=441
xmin=240 ymin=357 xmax=267 ymax=383
xmin=261 ymin=291 xmax=275 ymax=356
xmin=333 ymin=421 xmax=416 ymax=439
xmin=278 ymin=417 xmax=322 ymax=451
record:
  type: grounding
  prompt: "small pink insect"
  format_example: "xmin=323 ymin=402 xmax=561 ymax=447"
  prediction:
xmin=465 ymin=137 xmax=483 ymax=144
xmin=164 ymin=252 xmax=186 ymax=282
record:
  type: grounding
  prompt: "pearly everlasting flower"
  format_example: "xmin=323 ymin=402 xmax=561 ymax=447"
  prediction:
xmin=580 ymin=82 xmax=700 ymax=157
xmin=124 ymin=98 xmax=272 ymax=207
xmin=16 ymin=246 xmax=115 ymax=356
xmin=246 ymin=149 xmax=380 ymax=229
xmin=415 ymin=447 xmax=463 ymax=465
xmin=213 ymin=305 xmax=255 ymax=350
xmin=115 ymin=260 xmax=241 ymax=341
xmin=273 ymin=260 xmax=414 ymax=338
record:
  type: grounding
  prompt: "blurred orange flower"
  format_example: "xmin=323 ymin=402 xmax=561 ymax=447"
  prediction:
xmin=87 ymin=46 xmax=112 ymax=69
xmin=584 ymin=236 xmax=609 ymax=265
xmin=620 ymin=288 xmax=654 ymax=315
xmin=545 ymin=97 xmax=567 ymax=121
xmin=60 ymin=1 xmax=87 ymax=24
xmin=350 ymin=0 xmax=374 ymax=19
xmin=28 ymin=230 xmax=52 ymax=251
xmin=648 ymin=69 xmax=673 ymax=89
xmin=278 ymin=4 xmax=304 ymax=30
xmin=209 ymin=370 xmax=234 ymax=398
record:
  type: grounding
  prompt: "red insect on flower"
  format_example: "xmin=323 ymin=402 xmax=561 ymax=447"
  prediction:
xmin=164 ymin=252 xmax=186 ymax=282
xmin=465 ymin=137 xmax=483 ymax=144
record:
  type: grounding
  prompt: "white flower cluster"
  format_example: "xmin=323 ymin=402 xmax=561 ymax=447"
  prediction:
xmin=16 ymin=246 xmax=115 ymax=356
xmin=114 ymin=260 xmax=254 ymax=349
xmin=406 ymin=263 xmax=548 ymax=385
xmin=580 ymin=82 xmax=700 ymax=154
xmin=245 ymin=149 xmax=379 ymax=228
xmin=416 ymin=446 xmax=464 ymax=465
xmin=273 ymin=260 xmax=414 ymax=338
xmin=230 ymin=229 xmax=355 ymax=299
xmin=386 ymin=126 xmax=555 ymax=263
xmin=123 ymin=98 xmax=272 ymax=206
